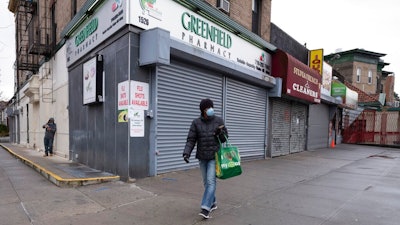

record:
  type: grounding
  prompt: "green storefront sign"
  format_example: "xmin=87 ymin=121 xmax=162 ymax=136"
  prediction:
xmin=75 ymin=18 xmax=98 ymax=47
xmin=181 ymin=12 xmax=232 ymax=49
xmin=331 ymin=82 xmax=346 ymax=96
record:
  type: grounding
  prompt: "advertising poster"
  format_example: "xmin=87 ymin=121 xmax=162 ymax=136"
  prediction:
xmin=118 ymin=81 xmax=130 ymax=110
xmin=83 ymin=57 xmax=97 ymax=104
xmin=117 ymin=81 xmax=130 ymax=122
xmin=130 ymin=81 xmax=149 ymax=110
xmin=117 ymin=80 xmax=149 ymax=125
xmin=321 ymin=62 xmax=332 ymax=96
xmin=129 ymin=108 xmax=145 ymax=137
xmin=118 ymin=110 xmax=128 ymax=122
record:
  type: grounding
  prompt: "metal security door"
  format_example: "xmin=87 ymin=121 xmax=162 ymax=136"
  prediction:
xmin=289 ymin=102 xmax=307 ymax=153
xmin=225 ymin=78 xmax=267 ymax=160
xmin=156 ymin=62 xmax=223 ymax=174
xmin=308 ymin=104 xmax=329 ymax=150
xmin=271 ymin=98 xmax=291 ymax=157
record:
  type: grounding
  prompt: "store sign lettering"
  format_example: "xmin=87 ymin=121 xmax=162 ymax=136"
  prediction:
xmin=75 ymin=18 xmax=99 ymax=47
xmin=311 ymin=56 xmax=321 ymax=73
xmin=309 ymin=49 xmax=323 ymax=75
xmin=287 ymin=61 xmax=320 ymax=103
xmin=130 ymin=81 xmax=149 ymax=110
xmin=292 ymin=83 xmax=318 ymax=98
xmin=293 ymin=67 xmax=319 ymax=85
xmin=181 ymin=12 xmax=232 ymax=49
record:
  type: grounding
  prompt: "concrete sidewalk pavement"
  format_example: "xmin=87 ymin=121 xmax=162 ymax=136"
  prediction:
xmin=0 ymin=143 xmax=119 ymax=187
xmin=64 ymin=144 xmax=400 ymax=225
xmin=1 ymin=142 xmax=400 ymax=225
xmin=133 ymin=144 xmax=400 ymax=225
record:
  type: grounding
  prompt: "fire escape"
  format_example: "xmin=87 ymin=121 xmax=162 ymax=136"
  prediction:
xmin=14 ymin=0 xmax=54 ymax=102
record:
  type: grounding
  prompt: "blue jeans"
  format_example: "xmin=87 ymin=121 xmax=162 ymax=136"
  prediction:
xmin=199 ymin=159 xmax=216 ymax=211
xmin=44 ymin=137 xmax=54 ymax=155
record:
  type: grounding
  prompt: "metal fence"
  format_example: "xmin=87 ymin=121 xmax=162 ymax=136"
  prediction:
xmin=342 ymin=109 xmax=400 ymax=147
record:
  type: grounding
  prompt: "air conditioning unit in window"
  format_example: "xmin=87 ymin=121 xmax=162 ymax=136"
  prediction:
xmin=217 ymin=0 xmax=230 ymax=13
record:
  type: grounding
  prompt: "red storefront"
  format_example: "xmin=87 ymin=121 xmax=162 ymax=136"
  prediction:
xmin=269 ymin=49 xmax=321 ymax=157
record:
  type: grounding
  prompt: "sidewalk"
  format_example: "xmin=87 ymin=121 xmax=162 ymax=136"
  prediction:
xmin=134 ymin=144 xmax=400 ymax=225
xmin=1 ymin=142 xmax=400 ymax=224
xmin=0 ymin=143 xmax=119 ymax=187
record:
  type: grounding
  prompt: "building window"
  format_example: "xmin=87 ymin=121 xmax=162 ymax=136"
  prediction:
xmin=252 ymin=0 xmax=261 ymax=34
xmin=368 ymin=70 xmax=372 ymax=84
xmin=356 ymin=68 xmax=361 ymax=83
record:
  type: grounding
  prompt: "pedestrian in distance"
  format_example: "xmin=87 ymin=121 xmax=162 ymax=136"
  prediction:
xmin=42 ymin=117 xmax=57 ymax=157
xmin=183 ymin=98 xmax=228 ymax=219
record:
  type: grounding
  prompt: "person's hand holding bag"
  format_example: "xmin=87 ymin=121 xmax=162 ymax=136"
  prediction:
xmin=214 ymin=125 xmax=227 ymax=143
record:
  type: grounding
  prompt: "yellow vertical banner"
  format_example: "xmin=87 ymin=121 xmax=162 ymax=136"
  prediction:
xmin=309 ymin=49 xmax=324 ymax=75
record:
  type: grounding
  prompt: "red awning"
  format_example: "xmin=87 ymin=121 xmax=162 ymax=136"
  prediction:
xmin=272 ymin=49 xmax=321 ymax=103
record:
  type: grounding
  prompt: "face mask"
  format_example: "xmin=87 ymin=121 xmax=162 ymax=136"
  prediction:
xmin=206 ymin=108 xmax=215 ymax=117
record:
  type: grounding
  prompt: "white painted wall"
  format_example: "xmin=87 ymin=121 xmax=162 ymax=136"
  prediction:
xmin=18 ymin=45 xmax=70 ymax=158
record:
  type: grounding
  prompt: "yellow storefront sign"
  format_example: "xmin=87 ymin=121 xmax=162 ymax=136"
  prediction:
xmin=309 ymin=49 xmax=324 ymax=75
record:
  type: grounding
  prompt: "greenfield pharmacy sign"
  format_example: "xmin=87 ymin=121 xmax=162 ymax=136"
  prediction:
xmin=66 ymin=0 xmax=271 ymax=79
xmin=181 ymin=12 xmax=232 ymax=49
xmin=66 ymin=0 xmax=126 ymax=66
xmin=75 ymin=18 xmax=98 ymax=47
xmin=130 ymin=0 xmax=271 ymax=78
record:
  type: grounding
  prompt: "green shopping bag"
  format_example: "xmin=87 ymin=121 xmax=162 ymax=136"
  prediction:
xmin=215 ymin=136 xmax=242 ymax=179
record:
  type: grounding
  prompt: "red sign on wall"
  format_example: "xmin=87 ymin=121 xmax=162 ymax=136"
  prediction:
xmin=271 ymin=49 xmax=321 ymax=103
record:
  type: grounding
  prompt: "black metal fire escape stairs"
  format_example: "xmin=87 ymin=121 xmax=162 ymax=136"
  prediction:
xmin=15 ymin=0 xmax=54 ymax=103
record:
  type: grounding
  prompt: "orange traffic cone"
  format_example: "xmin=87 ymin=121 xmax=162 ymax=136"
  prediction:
xmin=330 ymin=139 xmax=335 ymax=148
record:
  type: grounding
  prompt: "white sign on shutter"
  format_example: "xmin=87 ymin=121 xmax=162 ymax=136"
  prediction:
xmin=130 ymin=81 xmax=149 ymax=110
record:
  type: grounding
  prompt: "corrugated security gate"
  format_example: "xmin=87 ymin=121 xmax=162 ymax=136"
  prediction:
xmin=156 ymin=62 xmax=223 ymax=174
xmin=307 ymin=104 xmax=329 ymax=150
xmin=155 ymin=62 xmax=269 ymax=174
xmin=225 ymin=78 xmax=267 ymax=160
xmin=271 ymin=98 xmax=307 ymax=157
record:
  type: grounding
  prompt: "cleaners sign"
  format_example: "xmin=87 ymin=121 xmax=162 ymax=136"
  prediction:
xmin=272 ymin=49 xmax=321 ymax=103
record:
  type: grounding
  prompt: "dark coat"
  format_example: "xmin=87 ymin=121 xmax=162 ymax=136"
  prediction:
xmin=183 ymin=115 xmax=228 ymax=160
xmin=43 ymin=123 xmax=57 ymax=139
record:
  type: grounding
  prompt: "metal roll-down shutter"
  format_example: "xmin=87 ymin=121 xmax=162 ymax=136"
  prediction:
xmin=225 ymin=78 xmax=267 ymax=160
xmin=156 ymin=62 xmax=223 ymax=174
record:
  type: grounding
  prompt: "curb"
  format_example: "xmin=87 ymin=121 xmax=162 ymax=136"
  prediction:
xmin=0 ymin=144 xmax=120 ymax=187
